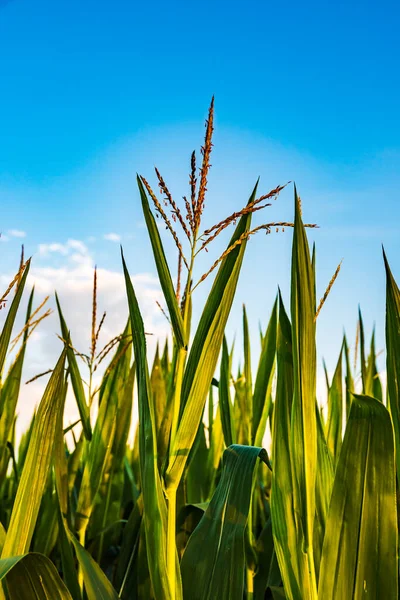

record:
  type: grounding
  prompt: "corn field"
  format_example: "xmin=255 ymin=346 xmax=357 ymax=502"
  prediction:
xmin=0 ymin=103 xmax=398 ymax=599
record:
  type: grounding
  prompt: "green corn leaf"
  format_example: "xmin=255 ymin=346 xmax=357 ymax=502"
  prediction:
xmin=55 ymin=293 xmax=92 ymax=441
xmin=1 ymin=348 xmax=67 ymax=558
xmin=122 ymin=250 xmax=180 ymax=600
xmin=204 ymin=404 xmax=224 ymax=499
xmin=271 ymin=293 xmax=303 ymax=600
xmin=343 ymin=335 xmax=354 ymax=421
xmin=318 ymin=394 xmax=397 ymax=599
xmin=137 ymin=175 xmax=185 ymax=348
xmin=358 ymin=307 xmax=367 ymax=394
xmin=68 ymin=535 xmax=120 ymax=600
xmin=185 ymin=422 xmax=209 ymax=504
xmin=0 ymin=259 xmax=30 ymax=377
xmin=253 ymin=505 xmax=279 ymax=599
xmin=322 ymin=359 xmax=330 ymax=395
xmin=252 ymin=298 xmax=277 ymax=446
xmin=0 ymin=525 xmax=5 ymax=556
xmin=383 ymin=249 xmax=400 ymax=483
xmin=166 ymin=182 xmax=257 ymax=490
xmin=53 ymin=385 xmax=82 ymax=600
xmin=181 ymin=444 xmax=270 ymax=600
xmin=151 ymin=345 xmax=170 ymax=469
xmin=75 ymin=335 xmax=125 ymax=539
xmin=290 ymin=186 xmax=318 ymax=598
xmin=314 ymin=405 xmax=334 ymax=581
xmin=325 ymin=343 xmax=343 ymax=464
xmin=366 ymin=328 xmax=382 ymax=401
xmin=176 ymin=503 xmax=206 ymax=560
xmin=243 ymin=305 xmax=253 ymax=442
xmin=114 ymin=495 xmax=143 ymax=595
xmin=56 ymin=506 xmax=82 ymax=600
xmin=33 ymin=474 xmax=59 ymax=556
xmin=219 ymin=336 xmax=236 ymax=447
xmin=0 ymin=287 xmax=34 ymax=482
xmin=0 ymin=552 xmax=72 ymax=599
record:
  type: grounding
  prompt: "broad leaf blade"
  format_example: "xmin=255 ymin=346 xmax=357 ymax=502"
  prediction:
xmin=219 ymin=336 xmax=236 ymax=447
xmin=181 ymin=444 xmax=270 ymax=600
xmin=383 ymin=249 xmax=400 ymax=482
xmin=325 ymin=344 xmax=343 ymax=465
xmin=270 ymin=293 xmax=303 ymax=600
xmin=122 ymin=251 xmax=179 ymax=600
xmin=166 ymin=182 xmax=257 ymax=489
xmin=290 ymin=187 xmax=317 ymax=598
xmin=137 ymin=175 xmax=185 ymax=348
xmin=1 ymin=349 xmax=67 ymax=557
xmin=0 ymin=552 xmax=72 ymax=599
xmin=55 ymin=294 xmax=92 ymax=441
xmin=252 ymin=298 xmax=277 ymax=446
xmin=318 ymin=394 xmax=397 ymax=599
xmin=0 ymin=259 xmax=30 ymax=376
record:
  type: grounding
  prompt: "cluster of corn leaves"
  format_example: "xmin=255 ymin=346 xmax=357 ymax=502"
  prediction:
xmin=0 ymin=183 xmax=398 ymax=600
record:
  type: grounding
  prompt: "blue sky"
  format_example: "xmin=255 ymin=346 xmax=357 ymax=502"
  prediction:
xmin=1 ymin=0 xmax=400 ymax=416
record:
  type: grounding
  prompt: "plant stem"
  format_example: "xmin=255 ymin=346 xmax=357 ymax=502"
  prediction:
xmin=246 ymin=569 xmax=254 ymax=600
xmin=167 ymin=487 xmax=177 ymax=599
xmin=166 ymin=242 xmax=196 ymax=600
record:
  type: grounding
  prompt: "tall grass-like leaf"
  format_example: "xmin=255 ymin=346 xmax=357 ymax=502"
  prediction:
xmin=243 ymin=305 xmax=253 ymax=443
xmin=0 ymin=259 xmax=30 ymax=376
xmin=358 ymin=307 xmax=367 ymax=394
xmin=322 ymin=359 xmax=330 ymax=396
xmin=290 ymin=187 xmax=317 ymax=598
xmin=75 ymin=334 xmax=126 ymax=540
xmin=151 ymin=346 xmax=170 ymax=469
xmin=0 ymin=552 xmax=72 ymax=599
xmin=68 ymin=536 xmax=120 ymax=600
xmin=219 ymin=336 xmax=236 ymax=447
xmin=271 ymin=293 xmax=303 ymax=600
xmin=252 ymin=298 xmax=277 ymax=446
xmin=122 ymin=251 xmax=179 ymax=600
xmin=166 ymin=183 xmax=257 ymax=490
xmin=55 ymin=294 xmax=92 ymax=440
xmin=313 ymin=406 xmax=334 ymax=580
xmin=343 ymin=335 xmax=354 ymax=420
xmin=366 ymin=329 xmax=382 ymax=401
xmin=318 ymin=394 xmax=397 ymax=599
xmin=325 ymin=343 xmax=343 ymax=465
xmin=0 ymin=287 xmax=34 ymax=482
xmin=137 ymin=176 xmax=185 ymax=348
xmin=181 ymin=444 xmax=270 ymax=600
xmin=1 ymin=348 xmax=67 ymax=557
xmin=383 ymin=250 xmax=400 ymax=482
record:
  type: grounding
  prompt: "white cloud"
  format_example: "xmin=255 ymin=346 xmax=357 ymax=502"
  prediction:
xmin=38 ymin=238 xmax=89 ymax=257
xmin=8 ymin=229 xmax=26 ymax=238
xmin=0 ymin=250 xmax=169 ymax=438
xmin=104 ymin=233 xmax=121 ymax=242
xmin=0 ymin=234 xmax=9 ymax=242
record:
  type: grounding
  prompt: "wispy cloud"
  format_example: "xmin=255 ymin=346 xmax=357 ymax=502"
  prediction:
xmin=104 ymin=233 xmax=121 ymax=242
xmin=0 ymin=234 xmax=9 ymax=242
xmin=7 ymin=229 xmax=26 ymax=238
xmin=38 ymin=238 xmax=89 ymax=257
xmin=0 ymin=252 xmax=168 ymax=437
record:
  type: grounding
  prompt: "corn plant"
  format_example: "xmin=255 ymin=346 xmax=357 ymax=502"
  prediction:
xmin=0 ymin=102 xmax=397 ymax=599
